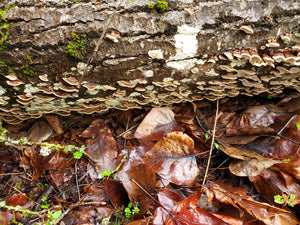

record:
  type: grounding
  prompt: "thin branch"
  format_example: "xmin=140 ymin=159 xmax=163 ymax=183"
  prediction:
xmin=81 ymin=0 xmax=125 ymax=79
xmin=202 ymin=99 xmax=219 ymax=187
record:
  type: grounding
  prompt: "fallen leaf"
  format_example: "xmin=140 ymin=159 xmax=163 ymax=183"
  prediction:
xmin=6 ymin=193 xmax=28 ymax=206
xmin=103 ymin=179 xmax=129 ymax=208
xmin=250 ymin=166 xmax=300 ymax=206
xmin=165 ymin=191 xmax=235 ymax=225
xmin=116 ymin=163 xmax=155 ymax=214
xmin=0 ymin=211 xmax=13 ymax=225
xmin=229 ymin=158 xmax=280 ymax=177
xmin=172 ymin=102 xmax=196 ymax=124
xmin=134 ymin=107 xmax=182 ymax=141
xmin=143 ymin=131 xmax=199 ymax=186
xmin=27 ymin=120 xmax=53 ymax=142
xmin=81 ymin=119 xmax=118 ymax=176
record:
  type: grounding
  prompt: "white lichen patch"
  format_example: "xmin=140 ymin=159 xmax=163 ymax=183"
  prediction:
xmin=145 ymin=85 xmax=155 ymax=90
xmin=167 ymin=58 xmax=200 ymax=71
xmin=105 ymin=99 xmax=120 ymax=106
xmin=143 ymin=70 xmax=154 ymax=78
xmin=0 ymin=86 xmax=6 ymax=95
xmin=230 ymin=59 xmax=248 ymax=68
xmin=129 ymin=92 xmax=142 ymax=97
xmin=163 ymin=77 xmax=174 ymax=82
xmin=148 ymin=49 xmax=164 ymax=59
xmin=168 ymin=24 xmax=200 ymax=61
xmin=86 ymin=89 xmax=99 ymax=95
xmin=181 ymin=78 xmax=192 ymax=83
xmin=24 ymin=84 xmax=38 ymax=93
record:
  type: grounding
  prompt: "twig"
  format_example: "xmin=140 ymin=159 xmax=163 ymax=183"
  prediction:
xmin=202 ymin=99 xmax=219 ymax=187
xmin=81 ymin=0 xmax=125 ymax=79
xmin=75 ymin=161 xmax=80 ymax=200
xmin=277 ymin=114 xmax=300 ymax=146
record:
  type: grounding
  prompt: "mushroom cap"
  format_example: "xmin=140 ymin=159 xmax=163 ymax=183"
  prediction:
xmin=7 ymin=79 xmax=24 ymax=86
xmin=39 ymin=74 xmax=49 ymax=82
xmin=5 ymin=73 xmax=18 ymax=81
xmin=62 ymin=76 xmax=79 ymax=86
xmin=240 ymin=25 xmax=254 ymax=34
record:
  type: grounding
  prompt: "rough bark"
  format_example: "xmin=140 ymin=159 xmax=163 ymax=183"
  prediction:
xmin=0 ymin=0 xmax=300 ymax=124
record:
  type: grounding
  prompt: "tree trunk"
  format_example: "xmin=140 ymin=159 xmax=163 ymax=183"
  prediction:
xmin=0 ymin=0 xmax=300 ymax=124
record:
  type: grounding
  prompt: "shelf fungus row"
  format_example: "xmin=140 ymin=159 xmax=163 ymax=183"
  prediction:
xmin=1 ymin=42 xmax=300 ymax=124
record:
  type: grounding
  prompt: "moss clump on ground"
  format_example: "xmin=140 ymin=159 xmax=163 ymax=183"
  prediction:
xmin=63 ymin=32 xmax=86 ymax=60
xmin=0 ymin=4 xmax=15 ymax=51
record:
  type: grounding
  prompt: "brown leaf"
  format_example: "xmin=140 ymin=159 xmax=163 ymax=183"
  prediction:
xmin=0 ymin=211 xmax=13 ymax=225
xmin=205 ymin=181 xmax=298 ymax=225
xmin=81 ymin=119 xmax=118 ymax=175
xmin=25 ymin=147 xmax=74 ymax=180
xmin=250 ymin=166 xmax=300 ymax=206
xmin=134 ymin=107 xmax=182 ymax=141
xmin=27 ymin=120 xmax=53 ymax=142
xmin=116 ymin=163 xmax=155 ymax=214
xmin=103 ymin=179 xmax=129 ymax=208
xmin=83 ymin=185 xmax=107 ymax=203
xmin=229 ymin=158 xmax=280 ymax=177
xmin=6 ymin=193 xmax=28 ymax=206
xmin=172 ymin=102 xmax=196 ymax=124
xmin=143 ymin=131 xmax=199 ymax=186
xmin=43 ymin=114 xmax=63 ymax=135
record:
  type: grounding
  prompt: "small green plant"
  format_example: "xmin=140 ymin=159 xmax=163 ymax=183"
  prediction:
xmin=124 ymin=202 xmax=140 ymax=219
xmin=62 ymin=121 xmax=68 ymax=126
xmin=98 ymin=155 xmax=127 ymax=179
xmin=274 ymin=193 xmax=296 ymax=207
xmin=41 ymin=196 xmax=50 ymax=209
xmin=296 ymin=123 xmax=300 ymax=129
xmin=63 ymin=32 xmax=86 ymax=60
xmin=0 ymin=120 xmax=86 ymax=159
xmin=214 ymin=142 xmax=219 ymax=150
xmin=0 ymin=4 xmax=15 ymax=51
xmin=205 ymin=133 xmax=209 ymax=141
xmin=0 ymin=200 xmax=62 ymax=224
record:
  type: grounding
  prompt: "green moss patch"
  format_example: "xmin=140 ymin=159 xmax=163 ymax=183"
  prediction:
xmin=63 ymin=32 xmax=87 ymax=60
xmin=0 ymin=4 xmax=14 ymax=51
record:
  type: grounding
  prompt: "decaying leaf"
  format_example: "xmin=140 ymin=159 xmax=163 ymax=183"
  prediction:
xmin=25 ymin=147 xmax=74 ymax=180
xmin=116 ymin=163 xmax=155 ymax=214
xmin=165 ymin=191 xmax=244 ymax=225
xmin=204 ymin=181 xmax=299 ymax=225
xmin=27 ymin=120 xmax=53 ymax=142
xmin=250 ymin=166 xmax=300 ymax=207
xmin=172 ymin=102 xmax=197 ymax=124
xmin=229 ymin=158 xmax=280 ymax=177
xmin=143 ymin=131 xmax=199 ymax=186
xmin=134 ymin=107 xmax=182 ymax=141
xmin=81 ymin=119 xmax=118 ymax=177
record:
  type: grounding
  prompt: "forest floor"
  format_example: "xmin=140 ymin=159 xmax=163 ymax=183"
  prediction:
xmin=0 ymin=94 xmax=300 ymax=225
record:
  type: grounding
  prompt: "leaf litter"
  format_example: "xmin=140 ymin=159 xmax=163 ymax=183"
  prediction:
xmin=0 ymin=95 xmax=300 ymax=224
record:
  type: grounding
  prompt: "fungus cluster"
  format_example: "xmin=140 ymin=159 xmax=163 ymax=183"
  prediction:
xmin=1 ymin=39 xmax=300 ymax=124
